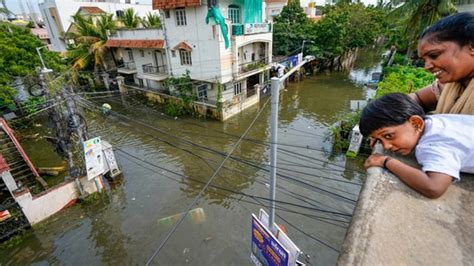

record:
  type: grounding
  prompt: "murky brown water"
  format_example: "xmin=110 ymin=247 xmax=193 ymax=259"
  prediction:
xmin=0 ymin=48 xmax=382 ymax=265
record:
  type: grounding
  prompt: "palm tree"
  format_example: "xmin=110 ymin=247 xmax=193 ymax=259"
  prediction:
xmin=67 ymin=13 xmax=117 ymax=71
xmin=142 ymin=12 xmax=161 ymax=28
xmin=120 ymin=8 xmax=140 ymax=28
xmin=390 ymin=0 xmax=457 ymax=55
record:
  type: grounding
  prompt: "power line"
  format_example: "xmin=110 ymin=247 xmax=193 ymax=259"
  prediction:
xmin=77 ymin=97 xmax=359 ymax=204
xmin=145 ymin=97 xmax=271 ymax=265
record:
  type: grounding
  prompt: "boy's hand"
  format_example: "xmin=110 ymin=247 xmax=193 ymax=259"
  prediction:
xmin=364 ymin=154 xmax=387 ymax=170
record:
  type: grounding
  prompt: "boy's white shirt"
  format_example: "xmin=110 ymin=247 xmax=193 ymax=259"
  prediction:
xmin=416 ymin=114 xmax=474 ymax=181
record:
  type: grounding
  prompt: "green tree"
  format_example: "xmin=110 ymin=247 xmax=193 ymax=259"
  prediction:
xmin=390 ymin=0 xmax=457 ymax=52
xmin=142 ymin=12 xmax=161 ymax=28
xmin=67 ymin=13 xmax=117 ymax=71
xmin=272 ymin=0 xmax=312 ymax=56
xmin=120 ymin=8 xmax=141 ymax=28
xmin=0 ymin=22 xmax=65 ymax=108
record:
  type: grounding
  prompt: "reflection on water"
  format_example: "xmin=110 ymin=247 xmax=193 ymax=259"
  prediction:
xmin=0 ymin=48 xmax=383 ymax=265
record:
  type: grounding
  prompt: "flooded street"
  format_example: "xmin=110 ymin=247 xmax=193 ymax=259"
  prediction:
xmin=1 ymin=49 xmax=382 ymax=265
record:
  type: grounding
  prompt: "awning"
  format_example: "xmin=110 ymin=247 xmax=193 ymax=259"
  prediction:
xmin=172 ymin=41 xmax=193 ymax=52
xmin=105 ymin=39 xmax=165 ymax=49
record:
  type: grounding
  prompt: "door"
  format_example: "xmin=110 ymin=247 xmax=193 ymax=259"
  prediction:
xmin=153 ymin=50 xmax=166 ymax=73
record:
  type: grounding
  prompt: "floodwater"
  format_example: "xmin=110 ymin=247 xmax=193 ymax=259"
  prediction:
xmin=0 ymin=48 xmax=383 ymax=265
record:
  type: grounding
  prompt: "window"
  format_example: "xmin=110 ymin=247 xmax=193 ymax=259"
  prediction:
xmin=140 ymin=50 xmax=144 ymax=57
xmin=228 ymin=5 xmax=241 ymax=24
xmin=175 ymin=8 xmax=187 ymax=26
xmin=164 ymin=10 xmax=170 ymax=18
xmin=234 ymin=82 xmax=242 ymax=95
xmin=126 ymin=49 xmax=134 ymax=61
xmin=116 ymin=10 xmax=124 ymax=18
xmin=171 ymin=50 xmax=176 ymax=57
xmin=179 ymin=50 xmax=192 ymax=65
xmin=197 ymin=84 xmax=208 ymax=101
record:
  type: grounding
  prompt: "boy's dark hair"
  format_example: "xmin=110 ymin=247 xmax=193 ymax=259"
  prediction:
xmin=420 ymin=12 xmax=474 ymax=47
xmin=359 ymin=93 xmax=425 ymax=136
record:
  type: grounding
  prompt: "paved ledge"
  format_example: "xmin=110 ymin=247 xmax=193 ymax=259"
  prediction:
xmin=338 ymin=164 xmax=474 ymax=265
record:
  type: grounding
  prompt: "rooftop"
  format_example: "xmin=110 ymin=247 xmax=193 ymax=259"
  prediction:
xmin=152 ymin=0 xmax=201 ymax=10
xmin=105 ymin=39 xmax=165 ymax=49
xmin=78 ymin=6 xmax=106 ymax=14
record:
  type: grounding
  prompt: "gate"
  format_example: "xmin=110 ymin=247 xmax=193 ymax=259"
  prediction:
xmin=0 ymin=191 xmax=30 ymax=241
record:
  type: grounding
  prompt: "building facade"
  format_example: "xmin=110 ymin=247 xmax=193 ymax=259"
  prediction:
xmin=264 ymin=0 xmax=287 ymax=22
xmin=38 ymin=0 xmax=153 ymax=52
xmin=107 ymin=0 xmax=273 ymax=119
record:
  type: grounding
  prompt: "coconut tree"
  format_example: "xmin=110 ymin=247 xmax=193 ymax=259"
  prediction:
xmin=142 ymin=12 xmax=161 ymax=28
xmin=120 ymin=8 xmax=140 ymax=28
xmin=390 ymin=0 xmax=457 ymax=56
xmin=67 ymin=13 xmax=117 ymax=71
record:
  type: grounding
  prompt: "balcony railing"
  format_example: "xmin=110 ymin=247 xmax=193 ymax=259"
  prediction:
xmin=232 ymin=23 xmax=272 ymax=36
xmin=118 ymin=61 xmax=136 ymax=70
xmin=239 ymin=58 xmax=269 ymax=74
xmin=142 ymin=63 xmax=168 ymax=75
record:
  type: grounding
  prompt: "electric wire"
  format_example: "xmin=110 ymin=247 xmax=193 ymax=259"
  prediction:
xmin=77 ymin=98 xmax=358 ymax=205
xmin=76 ymin=97 xmax=359 ymax=203
xmin=145 ymin=97 xmax=271 ymax=265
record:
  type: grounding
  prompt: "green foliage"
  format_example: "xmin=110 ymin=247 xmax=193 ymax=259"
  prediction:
xmin=120 ymin=8 xmax=141 ymax=28
xmin=216 ymin=82 xmax=223 ymax=111
xmin=165 ymin=101 xmax=188 ymax=117
xmin=22 ymin=96 xmax=46 ymax=115
xmin=377 ymin=65 xmax=435 ymax=96
xmin=389 ymin=0 xmax=457 ymax=47
xmin=143 ymin=12 xmax=161 ymax=28
xmin=67 ymin=13 xmax=116 ymax=71
xmin=244 ymin=61 xmax=267 ymax=72
xmin=164 ymin=71 xmax=193 ymax=98
xmin=329 ymin=111 xmax=362 ymax=152
xmin=273 ymin=2 xmax=387 ymax=65
xmin=0 ymin=86 xmax=17 ymax=109
xmin=272 ymin=0 xmax=312 ymax=56
xmin=0 ymin=22 xmax=66 ymax=109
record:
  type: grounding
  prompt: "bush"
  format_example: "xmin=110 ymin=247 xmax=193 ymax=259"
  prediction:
xmin=22 ymin=96 xmax=46 ymax=115
xmin=165 ymin=101 xmax=187 ymax=117
xmin=329 ymin=111 xmax=362 ymax=152
xmin=377 ymin=65 xmax=434 ymax=97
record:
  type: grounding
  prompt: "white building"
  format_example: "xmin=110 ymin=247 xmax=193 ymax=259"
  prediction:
xmin=457 ymin=0 xmax=474 ymax=12
xmin=264 ymin=0 xmax=287 ymax=22
xmin=38 ymin=0 xmax=153 ymax=52
xmin=107 ymin=0 xmax=273 ymax=119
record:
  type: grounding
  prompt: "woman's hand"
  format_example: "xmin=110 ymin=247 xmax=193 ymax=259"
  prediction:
xmin=364 ymin=154 xmax=387 ymax=170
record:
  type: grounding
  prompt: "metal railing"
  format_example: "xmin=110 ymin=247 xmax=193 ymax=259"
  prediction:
xmin=118 ymin=61 xmax=136 ymax=70
xmin=142 ymin=63 xmax=168 ymax=75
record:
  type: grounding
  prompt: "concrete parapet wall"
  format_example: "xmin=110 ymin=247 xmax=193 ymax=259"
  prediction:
xmin=338 ymin=165 xmax=474 ymax=265
xmin=14 ymin=176 xmax=103 ymax=225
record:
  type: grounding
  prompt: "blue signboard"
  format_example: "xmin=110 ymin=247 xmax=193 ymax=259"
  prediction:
xmin=251 ymin=214 xmax=289 ymax=266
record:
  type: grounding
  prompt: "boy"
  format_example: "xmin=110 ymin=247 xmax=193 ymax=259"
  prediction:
xmin=360 ymin=93 xmax=474 ymax=199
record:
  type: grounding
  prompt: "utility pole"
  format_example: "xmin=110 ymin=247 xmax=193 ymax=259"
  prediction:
xmin=268 ymin=77 xmax=280 ymax=232
xmin=36 ymin=45 xmax=86 ymax=197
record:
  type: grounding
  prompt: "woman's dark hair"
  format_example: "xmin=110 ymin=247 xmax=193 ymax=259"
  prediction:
xmin=420 ymin=12 xmax=474 ymax=47
xmin=359 ymin=93 xmax=425 ymax=136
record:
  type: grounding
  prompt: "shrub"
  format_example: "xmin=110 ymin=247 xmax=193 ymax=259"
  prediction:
xmin=377 ymin=65 xmax=434 ymax=96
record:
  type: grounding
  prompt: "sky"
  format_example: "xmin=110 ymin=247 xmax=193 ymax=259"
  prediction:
xmin=5 ymin=0 xmax=378 ymax=15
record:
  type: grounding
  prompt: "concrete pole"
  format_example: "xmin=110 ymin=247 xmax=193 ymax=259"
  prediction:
xmin=269 ymin=77 xmax=280 ymax=232
xmin=64 ymin=87 xmax=86 ymax=197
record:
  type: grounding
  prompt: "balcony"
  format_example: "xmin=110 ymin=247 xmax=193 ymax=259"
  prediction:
xmin=117 ymin=61 xmax=137 ymax=74
xmin=141 ymin=63 xmax=168 ymax=81
xmin=231 ymin=23 xmax=272 ymax=36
